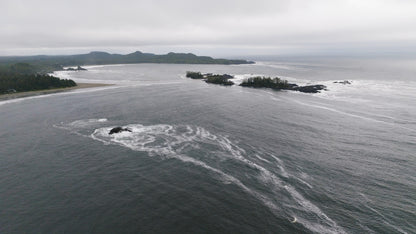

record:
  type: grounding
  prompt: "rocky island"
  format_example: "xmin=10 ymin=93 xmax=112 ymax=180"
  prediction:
xmin=65 ymin=66 xmax=87 ymax=71
xmin=239 ymin=76 xmax=326 ymax=93
xmin=334 ymin=80 xmax=351 ymax=85
xmin=109 ymin=127 xmax=132 ymax=135
xmin=186 ymin=72 xmax=234 ymax=85
xmin=186 ymin=72 xmax=326 ymax=93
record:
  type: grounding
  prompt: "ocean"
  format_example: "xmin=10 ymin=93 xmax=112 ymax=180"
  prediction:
xmin=1 ymin=57 xmax=415 ymax=233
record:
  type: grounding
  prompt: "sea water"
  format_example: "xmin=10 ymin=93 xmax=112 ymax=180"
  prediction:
xmin=0 ymin=57 xmax=415 ymax=233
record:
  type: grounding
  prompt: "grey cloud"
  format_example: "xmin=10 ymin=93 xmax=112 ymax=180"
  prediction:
xmin=1 ymin=0 xmax=416 ymax=56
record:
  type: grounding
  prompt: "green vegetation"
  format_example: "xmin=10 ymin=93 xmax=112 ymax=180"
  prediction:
xmin=205 ymin=74 xmax=234 ymax=86
xmin=0 ymin=50 xmax=252 ymax=95
xmin=0 ymin=73 xmax=76 ymax=93
xmin=239 ymin=76 xmax=290 ymax=89
xmin=0 ymin=50 xmax=253 ymax=96
xmin=0 ymin=63 xmax=76 ymax=94
xmin=185 ymin=71 xmax=235 ymax=86
xmin=0 ymin=51 xmax=254 ymax=74
xmin=238 ymin=76 xmax=326 ymax=93
xmin=0 ymin=61 xmax=64 ymax=74
xmin=186 ymin=71 xmax=204 ymax=79
xmin=185 ymin=71 xmax=326 ymax=93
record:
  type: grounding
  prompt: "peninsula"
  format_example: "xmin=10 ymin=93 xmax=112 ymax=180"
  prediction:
xmin=0 ymin=62 xmax=110 ymax=100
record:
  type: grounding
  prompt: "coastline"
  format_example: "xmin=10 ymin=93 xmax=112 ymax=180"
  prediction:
xmin=0 ymin=83 xmax=113 ymax=101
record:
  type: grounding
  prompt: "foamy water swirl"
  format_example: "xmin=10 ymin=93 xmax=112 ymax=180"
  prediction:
xmin=55 ymin=119 xmax=346 ymax=233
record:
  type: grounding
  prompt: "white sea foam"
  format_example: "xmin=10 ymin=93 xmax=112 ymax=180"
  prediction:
xmin=285 ymin=185 xmax=347 ymax=234
xmin=316 ymin=79 xmax=416 ymax=103
xmin=359 ymin=193 xmax=409 ymax=234
xmin=268 ymin=154 xmax=289 ymax=178
xmin=257 ymin=62 xmax=295 ymax=70
xmin=89 ymin=123 xmax=285 ymax=212
xmin=55 ymin=120 xmax=345 ymax=233
xmin=83 ymin=64 xmax=127 ymax=69
xmin=297 ymin=179 xmax=313 ymax=189
xmin=280 ymin=97 xmax=416 ymax=134
xmin=254 ymin=154 xmax=271 ymax=163
xmin=68 ymin=118 xmax=108 ymax=127
xmin=54 ymin=118 xmax=109 ymax=138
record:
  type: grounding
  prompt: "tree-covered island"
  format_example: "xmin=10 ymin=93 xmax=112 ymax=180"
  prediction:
xmin=240 ymin=76 xmax=290 ymax=89
xmin=186 ymin=71 xmax=204 ymax=79
xmin=205 ymin=75 xmax=234 ymax=86
xmin=186 ymin=72 xmax=234 ymax=85
xmin=240 ymin=76 xmax=326 ymax=93
xmin=186 ymin=72 xmax=327 ymax=93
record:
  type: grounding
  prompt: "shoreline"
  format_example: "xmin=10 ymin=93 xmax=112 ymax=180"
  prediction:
xmin=0 ymin=83 xmax=113 ymax=101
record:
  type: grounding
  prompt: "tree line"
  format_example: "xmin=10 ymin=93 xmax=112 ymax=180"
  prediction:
xmin=0 ymin=63 xmax=76 ymax=94
xmin=239 ymin=76 xmax=290 ymax=89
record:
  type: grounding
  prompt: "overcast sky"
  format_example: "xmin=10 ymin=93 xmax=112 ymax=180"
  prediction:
xmin=1 ymin=0 xmax=416 ymax=57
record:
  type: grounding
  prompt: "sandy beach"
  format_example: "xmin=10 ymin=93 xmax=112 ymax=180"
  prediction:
xmin=0 ymin=83 xmax=113 ymax=101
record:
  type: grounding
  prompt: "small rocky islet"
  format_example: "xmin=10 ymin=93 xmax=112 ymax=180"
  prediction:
xmin=185 ymin=71 xmax=332 ymax=93
xmin=65 ymin=66 xmax=87 ymax=71
xmin=109 ymin=127 xmax=132 ymax=135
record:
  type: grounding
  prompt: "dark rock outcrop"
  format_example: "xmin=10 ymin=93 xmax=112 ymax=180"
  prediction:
xmin=221 ymin=74 xmax=234 ymax=79
xmin=334 ymin=80 xmax=351 ymax=85
xmin=287 ymin=84 xmax=326 ymax=93
xmin=65 ymin=66 xmax=87 ymax=71
xmin=109 ymin=127 xmax=132 ymax=135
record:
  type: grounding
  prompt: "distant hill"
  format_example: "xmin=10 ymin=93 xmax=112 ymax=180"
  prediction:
xmin=0 ymin=51 xmax=254 ymax=73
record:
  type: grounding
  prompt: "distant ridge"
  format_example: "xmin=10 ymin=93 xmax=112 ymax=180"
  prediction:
xmin=0 ymin=51 xmax=254 ymax=67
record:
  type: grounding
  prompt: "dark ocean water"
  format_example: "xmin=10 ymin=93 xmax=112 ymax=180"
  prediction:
xmin=1 ymin=58 xmax=415 ymax=233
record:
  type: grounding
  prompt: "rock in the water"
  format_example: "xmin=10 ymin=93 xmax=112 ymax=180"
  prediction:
xmin=334 ymin=80 xmax=351 ymax=85
xmin=296 ymin=85 xmax=326 ymax=93
xmin=76 ymin=66 xmax=87 ymax=71
xmin=109 ymin=127 xmax=132 ymax=135
xmin=287 ymin=84 xmax=326 ymax=93
xmin=65 ymin=66 xmax=87 ymax=71
xmin=286 ymin=83 xmax=299 ymax=89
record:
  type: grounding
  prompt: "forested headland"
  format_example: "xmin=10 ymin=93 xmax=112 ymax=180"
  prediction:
xmin=0 ymin=51 xmax=254 ymax=74
xmin=0 ymin=63 xmax=76 ymax=94
xmin=0 ymin=51 xmax=253 ymax=94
